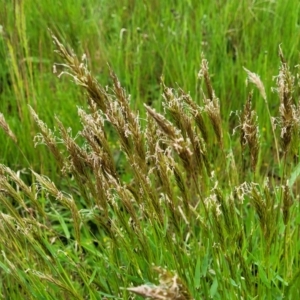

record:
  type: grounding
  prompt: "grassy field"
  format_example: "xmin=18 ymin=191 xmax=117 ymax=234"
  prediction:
xmin=1 ymin=0 xmax=300 ymax=299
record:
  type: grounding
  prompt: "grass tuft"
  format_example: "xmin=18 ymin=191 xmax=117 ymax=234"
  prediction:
xmin=1 ymin=2 xmax=300 ymax=298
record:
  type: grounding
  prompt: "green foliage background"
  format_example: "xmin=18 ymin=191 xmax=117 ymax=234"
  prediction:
xmin=1 ymin=0 xmax=299 ymax=176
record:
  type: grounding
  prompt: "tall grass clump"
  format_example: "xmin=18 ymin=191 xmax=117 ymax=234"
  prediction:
xmin=1 ymin=0 xmax=300 ymax=179
xmin=1 ymin=33 xmax=300 ymax=299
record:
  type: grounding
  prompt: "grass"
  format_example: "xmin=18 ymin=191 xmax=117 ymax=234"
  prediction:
xmin=1 ymin=0 xmax=300 ymax=176
xmin=0 ymin=0 xmax=300 ymax=299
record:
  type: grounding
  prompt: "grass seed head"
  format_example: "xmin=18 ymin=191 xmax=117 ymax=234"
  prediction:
xmin=199 ymin=58 xmax=223 ymax=147
xmin=243 ymin=67 xmax=267 ymax=101
xmin=0 ymin=113 xmax=17 ymax=143
xmin=127 ymin=267 xmax=193 ymax=300
xmin=276 ymin=47 xmax=298 ymax=155
xmin=240 ymin=91 xmax=259 ymax=172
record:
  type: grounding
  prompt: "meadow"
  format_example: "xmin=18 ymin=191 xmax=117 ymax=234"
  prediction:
xmin=1 ymin=0 xmax=300 ymax=299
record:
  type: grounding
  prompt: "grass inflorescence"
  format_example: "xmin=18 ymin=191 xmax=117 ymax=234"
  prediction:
xmin=0 ymin=31 xmax=300 ymax=299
